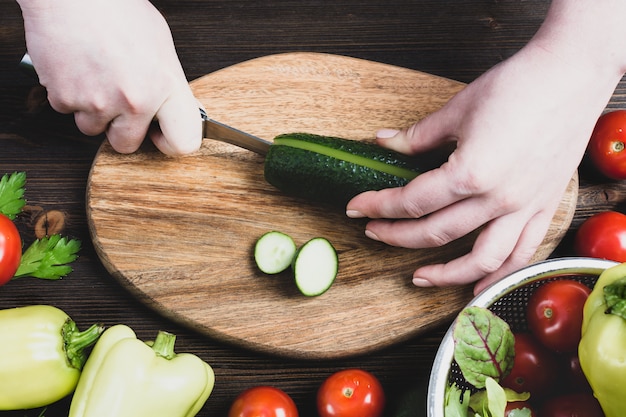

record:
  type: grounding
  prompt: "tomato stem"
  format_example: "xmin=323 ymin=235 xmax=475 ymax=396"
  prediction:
xmin=543 ymin=307 xmax=553 ymax=319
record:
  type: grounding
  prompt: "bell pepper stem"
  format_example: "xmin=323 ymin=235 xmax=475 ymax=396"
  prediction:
xmin=151 ymin=330 xmax=177 ymax=360
xmin=62 ymin=319 xmax=104 ymax=370
xmin=604 ymin=276 xmax=626 ymax=319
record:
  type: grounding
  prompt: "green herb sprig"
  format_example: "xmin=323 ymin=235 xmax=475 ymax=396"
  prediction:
xmin=0 ymin=171 xmax=81 ymax=281
xmin=0 ymin=171 xmax=26 ymax=220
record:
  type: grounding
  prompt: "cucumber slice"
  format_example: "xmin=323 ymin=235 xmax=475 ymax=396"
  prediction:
xmin=254 ymin=231 xmax=297 ymax=274
xmin=292 ymin=237 xmax=338 ymax=296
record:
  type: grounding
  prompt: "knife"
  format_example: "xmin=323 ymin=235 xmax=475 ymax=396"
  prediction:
xmin=19 ymin=53 xmax=273 ymax=155
xmin=199 ymin=108 xmax=272 ymax=155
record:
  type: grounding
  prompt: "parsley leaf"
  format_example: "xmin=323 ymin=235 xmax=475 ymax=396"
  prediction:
xmin=14 ymin=235 xmax=81 ymax=279
xmin=0 ymin=171 xmax=26 ymax=220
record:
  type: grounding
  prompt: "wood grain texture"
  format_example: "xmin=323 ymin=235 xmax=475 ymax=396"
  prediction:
xmin=86 ymin=53 xmax=577 ymax=359
xmin=5 ymin=0 xmax=624 ymax=414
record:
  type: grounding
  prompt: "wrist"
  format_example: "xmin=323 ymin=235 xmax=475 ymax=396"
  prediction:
xmin=530 ymin=0 xmax=626 ymax=78
xmin=15 ymin=0 xmax=56 ymax=20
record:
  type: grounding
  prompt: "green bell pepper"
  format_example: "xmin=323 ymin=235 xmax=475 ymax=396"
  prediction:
xmin=68 ymin=324 xmax=215 ymax=417
xmin=579 ymin=262 xmax=626 ymax=417
xmin=0 ymin=305 xmax=103 ymax=410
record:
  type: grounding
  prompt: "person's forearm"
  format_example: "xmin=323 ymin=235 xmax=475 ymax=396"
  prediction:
xmin=532 ymin=0 xmax=626 ymax=78
xmin=15 ymin=0 xmax=52 ymax=16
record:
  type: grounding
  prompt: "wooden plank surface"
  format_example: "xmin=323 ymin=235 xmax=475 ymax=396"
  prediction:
xmin=86 ymin=53 xmax=578 ymax=359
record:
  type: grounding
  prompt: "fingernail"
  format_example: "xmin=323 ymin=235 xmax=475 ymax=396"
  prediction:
xmin=412 ymin=277 xmax=434 ymax=287
xmin=346 ymin=209 xmax=365 ymax=218
xmin=364 ymin=229 xmax=380 ymax=241
xmin=376 ymin=128 xmax=400 ymax=139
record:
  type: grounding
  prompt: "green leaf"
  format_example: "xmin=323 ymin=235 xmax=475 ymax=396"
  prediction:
xmin=468 ymin=378 xmax=530 ymax=417
xmin=452 ymin=306 xmax=515 ymax=389
xmin=0 ymin=171 xmax=26 ymax=219
xmin=485 ymin=377 xmax=507 ymax=417
xmin=507 ymin=408 xmax=533 ymax=417
xmin=444 ymin=383 xmax=470 ymax=417
xmin=14 ymin=235 xmax=81 ymax=279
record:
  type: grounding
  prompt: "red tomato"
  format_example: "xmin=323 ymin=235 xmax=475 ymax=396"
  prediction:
xmin=588 ymin=110 xmax=626 ymax=180
xmin=0 ymin=214 xmax=21 ymax=285
xmin=526 ymin=279 xmax=591 ymax=353
xmin=539 ymin=392 xmax=604 ymax=417
xmin=228 ymin=386 xmax=298 ymax=417
xmin=501 ymin=333 xmax=559 ymax=399
xmin=560 ymin=351 xmax=592 ymax=393
xmin=505 ymin=401 xmax=536 ymax=417
xmin=317 ymin=369 xmax=385 ymax=417
xmin=574 ymin=211 xmax=626 ymax=262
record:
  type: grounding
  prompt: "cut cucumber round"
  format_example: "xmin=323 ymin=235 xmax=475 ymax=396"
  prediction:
xmin=254 ymin=231 xmax=297 ymax=274
xmin=292 ymin=237 xmax=338 ymax=296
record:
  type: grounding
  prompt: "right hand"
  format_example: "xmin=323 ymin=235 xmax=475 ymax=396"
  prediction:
xmin=17 ymin=0 xmax=201 ymax=155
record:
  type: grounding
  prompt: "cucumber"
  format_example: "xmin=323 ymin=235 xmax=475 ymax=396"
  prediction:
xmin=264 ymin=133 xmax=444 ymax=207
xmin=292 ymin=237 xmax=338 ymax=297
xmin=254 ymin=231 xmax=297 ymax=274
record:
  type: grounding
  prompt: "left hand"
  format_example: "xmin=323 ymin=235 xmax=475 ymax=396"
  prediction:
xmin=346 ymin=32 xmax=622 ymax=294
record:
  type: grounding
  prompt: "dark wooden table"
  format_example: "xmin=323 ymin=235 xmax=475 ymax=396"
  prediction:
xmin=1 ymin=1 xmax=625 ymax=416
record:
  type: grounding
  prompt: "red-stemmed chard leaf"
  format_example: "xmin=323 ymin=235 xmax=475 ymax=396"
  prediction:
xmin=452 ymin=306 xmax=515 ymax=389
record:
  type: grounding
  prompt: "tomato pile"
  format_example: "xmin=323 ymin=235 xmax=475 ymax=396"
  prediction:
xmin=227 ymin=369 xmax=385 ymax=417
xmin=575 ymin=110 xmax=626 ymax=262
xmin=502 ymin=279 xmax=603 ymax=417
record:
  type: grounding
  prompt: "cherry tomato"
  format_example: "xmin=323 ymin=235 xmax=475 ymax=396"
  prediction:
xmin=587 ymin=110 xmax=626 ymax=180
xmin=526 ymin=279 xmax=591 ymax=353
xmin=317 ymin=369 xmax=385 ymax=417
xmin=574 ymin=211 xmax=626 ymax=262
xmin=501 ymin=333 xmax=559 ymax=400
xmin=0 ymin=213 xmax=21 ymax=285
xmin=228 ymin=386 xmax=298 ymax=417
xmin=539 ymin=392 xmax=604 ymax=417
xmin=560 ymin=351 xmax=592 ymax=393
xmin=505 ymin=401 xmax=536 ymax=417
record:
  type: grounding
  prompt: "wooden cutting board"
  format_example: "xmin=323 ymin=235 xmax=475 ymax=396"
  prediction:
xmin=86 ymin=53 xmax=578 ymax=359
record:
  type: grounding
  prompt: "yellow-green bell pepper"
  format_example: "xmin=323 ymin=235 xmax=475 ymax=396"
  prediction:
xmin=579 ymin=262 xmax=626 ymax=417
xmin=68 ymin=324 xmax=215 ymax=417
xmin=0 ymin=305 xmax=103 ymax=410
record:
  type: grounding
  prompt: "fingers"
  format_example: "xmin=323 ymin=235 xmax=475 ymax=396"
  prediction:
xmin=60 ymin=82 xmax=202 ymax=156
xmin=409 ymin=213 xmax=526 ymax=288
xmin=408 ymin=207 xmax=554 ymax=295
xmin=375 ymin=105 xmax=459 ymax=155
xmin=74 ymin=109 xmax=115 ymax=137
xmin=105 ymin=112 xmax=153 ymax=154
xmin=359 ymin=189 xmax=500 ymax=248
xmin=472 ymin=208 xmax=554 ymax=294
xmin=148 ymin=85 xmax=202 ymax=155
xmin=347 ymin=156 xmax=472 ymax=221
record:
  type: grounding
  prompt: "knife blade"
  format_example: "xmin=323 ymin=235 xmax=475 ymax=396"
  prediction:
xmin=200 ymin=108 xmax=272 ymax=155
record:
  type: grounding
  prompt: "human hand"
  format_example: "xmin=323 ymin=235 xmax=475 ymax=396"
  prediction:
xmin=17 ymin=0 xmax=201 ymax=155
xmin=347 ymin=35 xmax=623 ymax=294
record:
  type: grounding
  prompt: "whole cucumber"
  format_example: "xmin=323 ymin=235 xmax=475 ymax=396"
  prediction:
xmin=264 ymin=133 xmax=446 ymax=207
